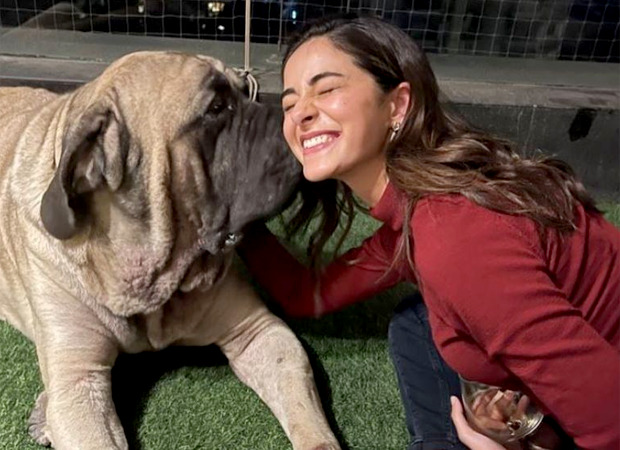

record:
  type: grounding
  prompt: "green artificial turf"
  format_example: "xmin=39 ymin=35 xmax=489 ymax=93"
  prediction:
xmin=0 ymin=205 xmax=618 ymax=450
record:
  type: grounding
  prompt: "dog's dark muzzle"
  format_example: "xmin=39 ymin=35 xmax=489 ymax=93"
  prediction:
xmin=202 ymin=100 xmax=300 ymax=255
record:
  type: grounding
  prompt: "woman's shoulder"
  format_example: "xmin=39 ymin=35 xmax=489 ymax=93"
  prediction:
xmin=410 ymin=195 xmax=547 ymax=297
xmin=413 ymin=193 xmax=521 ymax=223
xmin=411 ymin=194 xmax=540 ymax=251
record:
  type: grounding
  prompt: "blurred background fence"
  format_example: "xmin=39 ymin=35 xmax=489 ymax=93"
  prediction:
xmin=1 ymin=0 xmax=618 ymax=62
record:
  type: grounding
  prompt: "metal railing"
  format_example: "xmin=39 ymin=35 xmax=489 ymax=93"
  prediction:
xmin=0 ymin=0 xmax=618 ymax=62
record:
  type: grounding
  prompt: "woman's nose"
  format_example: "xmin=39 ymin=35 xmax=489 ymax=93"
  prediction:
xmin=289 ymin=97 xmax=317 ymax=126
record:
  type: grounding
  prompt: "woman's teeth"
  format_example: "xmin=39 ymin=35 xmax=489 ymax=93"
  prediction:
xmin=303 ymin=134 xmax=334 ymax=149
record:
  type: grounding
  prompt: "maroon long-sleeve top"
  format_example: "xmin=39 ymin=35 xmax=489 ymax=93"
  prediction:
xmin=240 ymin=182 xmax=620 ymax=450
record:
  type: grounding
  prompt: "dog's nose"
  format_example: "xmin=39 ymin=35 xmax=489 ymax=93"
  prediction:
xmin=204 ymin=231 xmax=244 ymax=256
xmin=224 ymin=232 xmax=242 ymax=248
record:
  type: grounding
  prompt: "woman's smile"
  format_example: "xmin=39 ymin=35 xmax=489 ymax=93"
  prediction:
xmin=301 ymin=131 xmax=341 ymax=156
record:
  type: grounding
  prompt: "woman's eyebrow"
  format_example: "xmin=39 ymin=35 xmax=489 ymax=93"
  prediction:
xmin=281 ymin=71 xmax=344 ymax=100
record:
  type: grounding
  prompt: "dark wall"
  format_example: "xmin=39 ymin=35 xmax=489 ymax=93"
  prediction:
xmin=452 ymin=103 xmax=619 ymax=200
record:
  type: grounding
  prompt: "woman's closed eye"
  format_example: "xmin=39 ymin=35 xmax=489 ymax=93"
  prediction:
xmin=282 ymin=83 xmax=341 ymax=112
xmin=318 ymin=87 xmax=337 ymax=95
xmin=316 ymin=80 xmax=343 ymax=96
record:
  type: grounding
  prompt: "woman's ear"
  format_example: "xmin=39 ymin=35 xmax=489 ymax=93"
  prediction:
xmin=389 ymin=82 xmax=411 ymax=125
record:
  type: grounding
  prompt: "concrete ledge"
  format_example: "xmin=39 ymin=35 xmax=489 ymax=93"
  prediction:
xmin=1 ymin=28 xmax=619 ymax=108
xmin=1 ymin=53 xmax=618 ymax=111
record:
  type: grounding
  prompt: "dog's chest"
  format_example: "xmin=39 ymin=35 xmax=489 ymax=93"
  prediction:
xmin=133 ymin=277 xmax=224 ymax=350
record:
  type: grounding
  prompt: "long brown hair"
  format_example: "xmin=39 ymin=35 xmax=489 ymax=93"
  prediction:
xmin=283 ymin=14 xmax=598 ymax=270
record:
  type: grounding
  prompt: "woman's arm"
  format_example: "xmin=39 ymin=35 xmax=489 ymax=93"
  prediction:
xmin=237 ymin=221 xmax=403 ymax=317
xmin=414 ymin=201 xmax=620 ymax=450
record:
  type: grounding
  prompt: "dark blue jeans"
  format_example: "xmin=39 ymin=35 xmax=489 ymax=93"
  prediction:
xmin=388 ymin=293 xmax=467 ymax=450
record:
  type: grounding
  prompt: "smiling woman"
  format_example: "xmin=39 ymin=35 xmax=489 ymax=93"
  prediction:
xmin=281 ymin=38 xmax=408 ymax=207
xmin=239 ymin=14 xmax=620 ymax=450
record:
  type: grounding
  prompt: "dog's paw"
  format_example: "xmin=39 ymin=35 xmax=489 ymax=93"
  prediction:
xmin=311 ymin=444 xmax=341 ymax=450
xmin=28 ymin=392 xmax=51 ymax=447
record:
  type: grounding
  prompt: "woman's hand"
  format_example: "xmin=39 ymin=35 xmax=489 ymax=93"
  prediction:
xmin=451 ymin=396 xmax=507 ymax=450
xmin=468 ymin=388 xmax=530 ymax=433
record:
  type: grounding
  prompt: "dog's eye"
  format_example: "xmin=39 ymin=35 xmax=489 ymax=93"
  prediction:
xmin=206 ymin=96 xmax=226 ymax=115
xmin=203 ymin=95 xmax=236 ymax=120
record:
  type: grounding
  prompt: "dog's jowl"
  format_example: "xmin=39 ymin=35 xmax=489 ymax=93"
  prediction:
xmin=0 ymin=51 xmax=339 ymax=450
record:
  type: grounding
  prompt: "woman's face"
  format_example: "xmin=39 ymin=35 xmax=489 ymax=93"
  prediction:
xmin=281 ymin=37 xmax=395 ymax=185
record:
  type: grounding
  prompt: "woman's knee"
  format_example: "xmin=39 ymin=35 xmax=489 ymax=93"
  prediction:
xmin=388 ymin=292 xmax=430 ymax=348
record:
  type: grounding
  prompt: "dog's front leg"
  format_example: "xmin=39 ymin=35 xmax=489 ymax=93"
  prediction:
xmin=218 ymin=310 xmax=340 ymax=450
xmin=34 ymin=319 xmax=127 ymax=450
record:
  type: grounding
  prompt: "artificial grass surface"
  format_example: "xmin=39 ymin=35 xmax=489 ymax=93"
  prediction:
xmin=0 ymin=205 xmax=618 ymax=450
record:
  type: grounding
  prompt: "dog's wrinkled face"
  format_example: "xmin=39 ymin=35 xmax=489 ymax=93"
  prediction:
xmin=187 ymin=80 xmax=300 ymax=253
xmin=39 ymin=51 xmax=301 ymax=315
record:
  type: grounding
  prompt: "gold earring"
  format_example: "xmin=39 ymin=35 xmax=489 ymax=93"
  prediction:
xmin=389 ymin=122 xmax=401 ymax=142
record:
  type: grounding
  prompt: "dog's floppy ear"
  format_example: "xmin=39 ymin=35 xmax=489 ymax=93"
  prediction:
xmin=40 ymin=103 xmax=126 ymax=240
